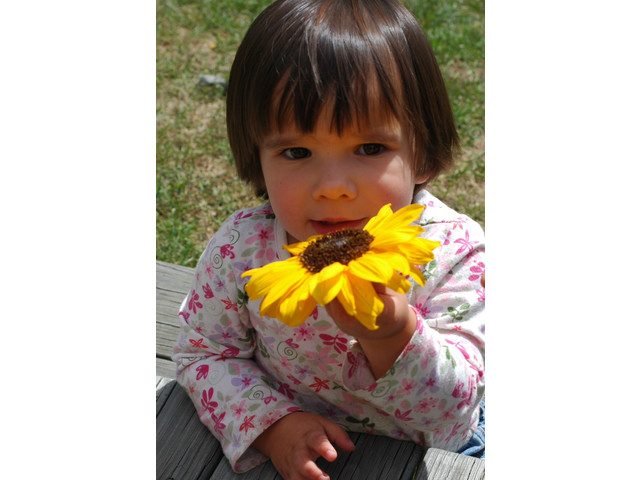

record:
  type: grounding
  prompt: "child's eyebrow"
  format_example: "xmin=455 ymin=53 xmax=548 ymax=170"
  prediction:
xmin=261 ymin=135 xmax=305 ymax=151
xmin=353 ymin=130 xmax=403 ymax=144
xmin=261 ymin=130 xmax=403 ymax=150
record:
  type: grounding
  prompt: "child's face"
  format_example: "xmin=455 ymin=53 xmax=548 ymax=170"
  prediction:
xmin=259 ymin=108 xmax=428 ymax=244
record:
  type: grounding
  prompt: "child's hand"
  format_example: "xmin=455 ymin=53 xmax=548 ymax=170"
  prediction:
xmin=326 ymin=284 xmax=416 ymax=379
xmin=252 ymin=412 xmax=355 ymax=480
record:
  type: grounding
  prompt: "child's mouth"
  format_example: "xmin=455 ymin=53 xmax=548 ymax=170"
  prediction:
xmin=311 ymin=219 xmax=366 ymax=235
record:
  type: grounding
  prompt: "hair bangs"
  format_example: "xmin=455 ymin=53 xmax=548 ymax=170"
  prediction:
xmin=271 ymin=4 xmax=408 ymax=136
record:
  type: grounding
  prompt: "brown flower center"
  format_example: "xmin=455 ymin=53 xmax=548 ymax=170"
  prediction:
xmin=299 ymin=229 xmax=374 ymax=273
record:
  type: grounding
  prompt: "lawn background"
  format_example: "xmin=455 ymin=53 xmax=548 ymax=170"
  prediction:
xmin=157 ymin=0 xmax=485 ymax=267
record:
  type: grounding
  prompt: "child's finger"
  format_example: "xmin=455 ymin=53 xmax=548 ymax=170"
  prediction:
xmin=306 ymin=429 xmax=339 ymax=462
xmin=322 ymin=420 xmax=356 ymax=453
xmin=294 ymin=451 xmax=330 ymax=480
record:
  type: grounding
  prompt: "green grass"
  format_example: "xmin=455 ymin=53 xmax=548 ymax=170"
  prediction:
xmin=157 ymin=0 xmax=484 ymax=267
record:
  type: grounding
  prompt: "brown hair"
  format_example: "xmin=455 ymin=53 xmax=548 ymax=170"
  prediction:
xmin=227 ymin=0 xmax=458 ymax=198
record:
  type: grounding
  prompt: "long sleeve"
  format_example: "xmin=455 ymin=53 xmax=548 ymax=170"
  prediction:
xmin=340 ymin=190 xmax=485 ymax=450
xmin=172 ymin=208 xmax=303 ymax=472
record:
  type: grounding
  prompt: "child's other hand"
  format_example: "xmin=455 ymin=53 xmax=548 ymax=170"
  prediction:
xmin=325 ymin=284 xmax=416 ymax=379
xmin=252 ymin=412 xmax=355 ymax=480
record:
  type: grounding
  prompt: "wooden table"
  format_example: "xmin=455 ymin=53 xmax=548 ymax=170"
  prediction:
xmin=156 ymin=260 xmax=485 ymax=480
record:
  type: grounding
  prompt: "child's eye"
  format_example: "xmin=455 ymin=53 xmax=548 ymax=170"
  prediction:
xmin=283 ymin=147 xmax=311 ymax=159
xmin=357 ymin=143 xmax=385 ymax=156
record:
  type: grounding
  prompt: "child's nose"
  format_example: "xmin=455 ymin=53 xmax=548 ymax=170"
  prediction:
xmin=311 ymin=163 xmax=357 ymax=200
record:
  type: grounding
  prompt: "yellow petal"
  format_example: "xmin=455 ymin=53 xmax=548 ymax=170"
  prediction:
xmin=366 ymin=204 xmax=423 ymax=237
xmin=258 ymin=264 xmax=309 ymax=312
xmin=336 ymin=280 xmax=357 ymax=316
xmin=278 ymin=283 xmax=317 ymax=326
xmin=363 ymin=204 xmax=393 ymax=232
xmin=361 ymin=251 xmax=411 ymax=277
xmin=353 ymin=310 xmax=380 ymax=331
xmin=311 ymin=262 xmax=347 ymax=305
xmin=408 ymin=264 xmax=426 ymax=286
xmin=348 ymin=273 xmax=384 ymax=330
xmin=347 ymin=254 xmax=397 ymax=284
xmin=386 ymin=271 xmax=412 ymax=293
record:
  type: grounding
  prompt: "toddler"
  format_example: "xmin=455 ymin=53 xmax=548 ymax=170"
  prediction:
xmin=173 ymin=1 xmax=485 ymax=478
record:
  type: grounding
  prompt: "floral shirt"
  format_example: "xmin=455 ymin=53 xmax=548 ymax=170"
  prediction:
xmin=173 ymin=189 xmax=485 ymax=473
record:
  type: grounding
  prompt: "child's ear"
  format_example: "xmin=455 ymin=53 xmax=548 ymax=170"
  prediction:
xmin=414 ymin=173 xmax=430 ymax=186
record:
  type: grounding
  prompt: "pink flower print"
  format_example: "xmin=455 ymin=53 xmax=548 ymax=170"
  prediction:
xmin=476 ymin=288 xmax=485 ymax=302
xmin=452 ymin=377 xmax=474 ymax=410
xmin=442 ymin=230 xmax=452 ymax=246
xmin=414 ymin=302 xmax=431 ymax=318
xmin=278 ymin=382 xmax=296 ymax=400
xmin=230 ymin=400 xmax=247 ymax=420
xmin=446 ymin=339 xmax=471 ymax=360
xmin=319 ymin=333 xmax=348 ymax=354
xmin=240 ymin=415 xmax=256 ymax=435
xmin=246 ymin=223 xmax=274 ymax=247
xmin=421 ymin=369 xmax=441 ymax=394
xmin=309 ymin=377 xmax=330 ymax=393
xmin=293 ymin=325 xmax=315 ymax=342
xmin=189 ymin=338 xmax=209 ymax=349
xmin=212 ymin=324 xmax=234 ymax=342
xmin=179 ymin=310 xmax=190 ymax=324
xmin=287 ymin=375 xmax=302 ymax=386
xmin=312 ymin=346 xmax=341 ymax=373
xmin=468 ymin=262 xmax=485 ymax=282
xmin=213 ymin=347 xmax=239 ymax=362
xmin=445 ymin=422 xmax=463 ymax=444
xmin=416 ymin=397 xmax=439 ymax=414
xmin=231 ymin=375 xmax=253 ymax=391
xmin=440 ymin=407 xmax=456 ymax=421
xmin=294 ymin=365 xmax=310 ymax=379
xmin=233 ymin=260 xmax=255 ymax=277
xmin=233 ymin=210 xmax=253 ymax=225
xmin=453 ymin=230 xmax=478 ymax=255
xmin=195 ymin=364 xmax=209 ymax=380
xmin=211 ymin=411 xmax=227 ymax=434
xmin=202 ymin=283 xmax=214 ymax=299
xmin=213 ymin=277 xmax=226 ymax=293
xmin=188 ymin=290 xmax=203 ymax=313
xmin=346 ymin=351 xmax=368 ymax=379
xmin=200 ymin=388 xmax=218 ymax=413
xmin=221 ymin=297 xmax=238 ymax=311
xmin=246 ymin=223 xmax=277 ymax=261
xmin=398 ymin=378 xmax=416 ymax=396
xmin=394 ymin=409 xmax=414 ymax=422
xmin=220 ymin=244 xmax=235 ymax=259
xmin=204 ymin=261 xmax=215 ymax=280
xmin=451 ymin=217 xmax=466 ymax=230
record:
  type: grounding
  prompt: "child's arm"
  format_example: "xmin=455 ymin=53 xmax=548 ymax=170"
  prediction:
xmin=172 ymin=213 xmax=305 ymax=473
xmin=326 ymin=284 xmax=418 ymax=379
xmin=328 ymin=210 xmax=485 ymax=451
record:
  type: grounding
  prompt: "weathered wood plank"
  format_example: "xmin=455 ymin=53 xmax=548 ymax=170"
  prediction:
xmin=157 ymin=375 xmax=174 ymax=392
xmin=156 ymin=260 xmax=195 ymax=292
xmin=414 ymin=447 xmax=485 ymax=480
xmin=157 ymin=357 xmax=177 ymax=379
xmin=156 ymin=380 xmax=227 ymax=480
xmin=156 ymin=261 xmax=195 ymax=376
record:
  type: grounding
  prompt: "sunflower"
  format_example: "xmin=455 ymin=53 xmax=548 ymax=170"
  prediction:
xmin=241 ymin=203 xmax=440 ymax=330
